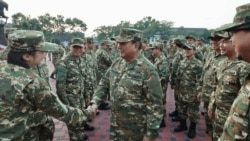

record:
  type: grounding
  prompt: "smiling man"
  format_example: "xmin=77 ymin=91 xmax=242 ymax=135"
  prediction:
xmin=90 ymin=28 xmax=164 ymax=141
xmin=217 ymin=3 xmax=250 ymax=141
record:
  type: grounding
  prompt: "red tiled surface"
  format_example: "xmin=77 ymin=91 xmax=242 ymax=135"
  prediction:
xmin=46 ymin=57 xmax=212 ymax=141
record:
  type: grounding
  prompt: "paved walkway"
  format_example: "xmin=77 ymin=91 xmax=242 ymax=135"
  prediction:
xmin=46 ymin=57 xmax=212 ymax=141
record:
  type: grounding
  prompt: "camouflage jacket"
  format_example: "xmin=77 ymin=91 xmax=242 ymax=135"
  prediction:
xmin=56 ymin=54 xmax=86 ymax=105
xmin=170 ymin=49 xmax=184 ymax=86
xmin=0 ymin=46 xmax=10 ymax=60
xmin=95 ymin=48 xmax=112 ymax=83
xmin=0 ymin=61 xmax=91 ymax=140
xmin=153 ymin=53 xmax=170 ymax=83
xmin=208 ymin=58 xmax=250 ymax=112
xmin=219 ymin=72 xmax=250 ymax=141
xmin=201 ymin=51 xmax=225 ymax=102
xmin=91 ymin=54 xmax=163 ymax=140
xmin=142 ymin=49 xmax=154 ymax=63
xmin=52 ymin=47 xmax=65 ymax=65
xmin=176 ymin=57 xmax=203 ymax=101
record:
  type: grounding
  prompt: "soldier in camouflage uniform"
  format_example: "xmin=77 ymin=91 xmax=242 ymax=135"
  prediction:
xmin=141 ymin=38 xmax=154 ymax=63
xmin=207 ymin=31 xmax=250 ymax=140
xmin=218 ymin=3 xmax=250 ymax=141
xmin=169 ymin=38 xmax=185 ymax=121
xmin=50 ymin=44 xmax=65 ymax=79
xmin=95 ymin=39 xmax=113 ymax=83
xmin=199 ymin=32 xmax=225 ymax=136
xmin=196 ymin=37 xmax=209 ymax=62
xmin=90 ymin=28 xmax=163 ymax=141
xmin=151 ymin=42 xmax=170 ymax=128
xmin=56 ymin=38 xmax=93 ymax=141
xmin=173 ymin=43 xmax=202 ymax=138
xmin=186 ymin=35 xmax=203 ymax=61
xmin=0 ymin=30 xmax=94 ymax=140
xmin=25 ymin=43 xmax=55 ymax=141
xmin=110 ymin=40 xmax=120 ymax=62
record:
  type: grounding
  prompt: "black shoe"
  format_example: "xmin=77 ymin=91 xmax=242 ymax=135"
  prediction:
xmin=98 ymin=103 xmax=110 ymax=110
xmin=84 ymin=124 xmax=95 ymax=131
xmin=172 ymin=116 xmax=180 ymax=122
xmin=50 ymin=73 xmax=55 ymax=79
xmin=160 ymin=119 xmax=166 ymax=128
xmin=201 ymin=112 xmax=205 ymax=116
xmin=187 ymin=122 xmax=196 ymax=138
xmin=96 ymin=111 xmax=100 ymax=115
xmin=169 ymin=110 xmax=178 ymax=117
xmin=81 ymin=134 xmax=88 ymax=141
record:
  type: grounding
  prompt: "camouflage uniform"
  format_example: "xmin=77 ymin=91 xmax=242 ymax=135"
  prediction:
xmin=56 ymin=38 xmax=89 ymax=141
xmin=217 ymin=3 xmax=250 ymax=141
xmin=24 ymin=60 xmax=54 ymax=141
xmin=91 ymin=28 xmax=163 ymax=141
xmin=151 ymin=43 xmax=170 ymax=119
xmin=95 ymin=40 xmax=113 ymax=83
xmin=201 ymin=49 xmax=225 ymax=134
xmin=142 ymin=48 xmax=154 ymax=63
xmin=208 ymin=58 xmax=250 ymax=140
xmin=82 ymin=53 xmax=96 ymax=101
xmin=0 ymin=31 xmax=92 ymax=140
xmin=170 ymin=45 xmax=184 ymax=119
xmin=110 ymin=45 xmax=120 ymax=62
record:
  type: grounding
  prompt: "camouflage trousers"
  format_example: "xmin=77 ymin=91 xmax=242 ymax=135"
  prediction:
xmin=178 ymin=100 xmax=200 ymax=123
xmin=67 ymin=95 xmax=86 ymax=141
xmin=23 ymin=117 xmax=55 ymax=141
xmin=212 ymin=105 xmax=231 ymax=141
xmin=204 ymin=101 xmax=213 ymax=136
xmin=161 ymin=81 xmax=168 ymax=117
xmin=174 ymin=87 xmax=180 ymax=110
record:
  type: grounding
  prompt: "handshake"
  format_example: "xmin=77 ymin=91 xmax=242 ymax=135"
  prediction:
xmin=86 ymin=104 xmax=99 ymax=119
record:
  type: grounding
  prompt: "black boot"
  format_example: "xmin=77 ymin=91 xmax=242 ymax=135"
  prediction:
xmin=187 ymin=122 xmax=196 ymax=138
xmin=169 ymin=110 xmax=178 ymax=117
xmin=160 ymin=118 xmax=166 ymax=128
xmin=171 ymin=116 xmax=180 ymax=122
xmin=174 ymin=119 xmax=187 ymax=132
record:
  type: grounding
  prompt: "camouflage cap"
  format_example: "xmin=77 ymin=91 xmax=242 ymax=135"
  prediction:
xmin=115 ymin=28 xmax=143 ymax=43
xmin=182 ymin=43 xmax=196 ymax=50
xmin=8 ymin=30 xmax=55 ymax=52
xmin=44 ymin=42 xmax=59 ymax=52
xmin=101 ymin=39 xmax=112 ymax=46
xmin=86 ymin=37 xmax=94 ymax=43
xmin=185 ymin=35 xmax=196 ymax=40
xmin=218 ymin=3 xmax=250 ymax=31
xmin=196 ymin=37 xmax=205 ymax=42
xmin=207 ymin=32 xmax=223 ymax=40
xmin=70 ymin=38 xmax=85 ymax=47
xmin=151 ymin=42 xmax=163 ymax=50
xmin=217 ymin=31 xmax=232 ymax=39
xmin=173 ymin=38 xmax=185 ymax=47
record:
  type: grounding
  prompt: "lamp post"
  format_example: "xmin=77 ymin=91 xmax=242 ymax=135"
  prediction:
xmin=0 ymin=18 xmax=6 ymax=45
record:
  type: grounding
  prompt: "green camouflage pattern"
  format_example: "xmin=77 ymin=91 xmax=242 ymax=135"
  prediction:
xmin=219 ymin=73 xmax=250 ymax=141
xmin=8 ymin=30 xmax=55 ymax=52
xmin=95 ymin=47 xmax=112 ymax=83
xmin=0 ymin=46 xmax=9 ymax=60
xmin=25 ymin=60 xmax=54 ymax=141
xmin=91 ymin=54 xmax=163 ymax=140
xmin=208 ymin=58 xmax=250 ymax=140
xmin=0 ymin=61 xmax=92 ymax=140
xmin=56 ymin=53 xmax=91 ymax=140
xmin=52 ymin=45 xmax=65 ymax=66
xmin=81 ymin=53 xmax=96 ymax=100
xmin=115 ymin=28 xmax=143 ymax=43
xmin=152 ymin=53 xmax=169 ymax=117
xmin=142 ymin=48 xmax=154 ymax=63
xmin=177 ymin=57 xmax=202 ymax=122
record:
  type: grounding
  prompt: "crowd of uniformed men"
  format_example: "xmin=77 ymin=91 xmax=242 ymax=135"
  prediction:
xmin=0 ymin=2 xmax=250 ymax=141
